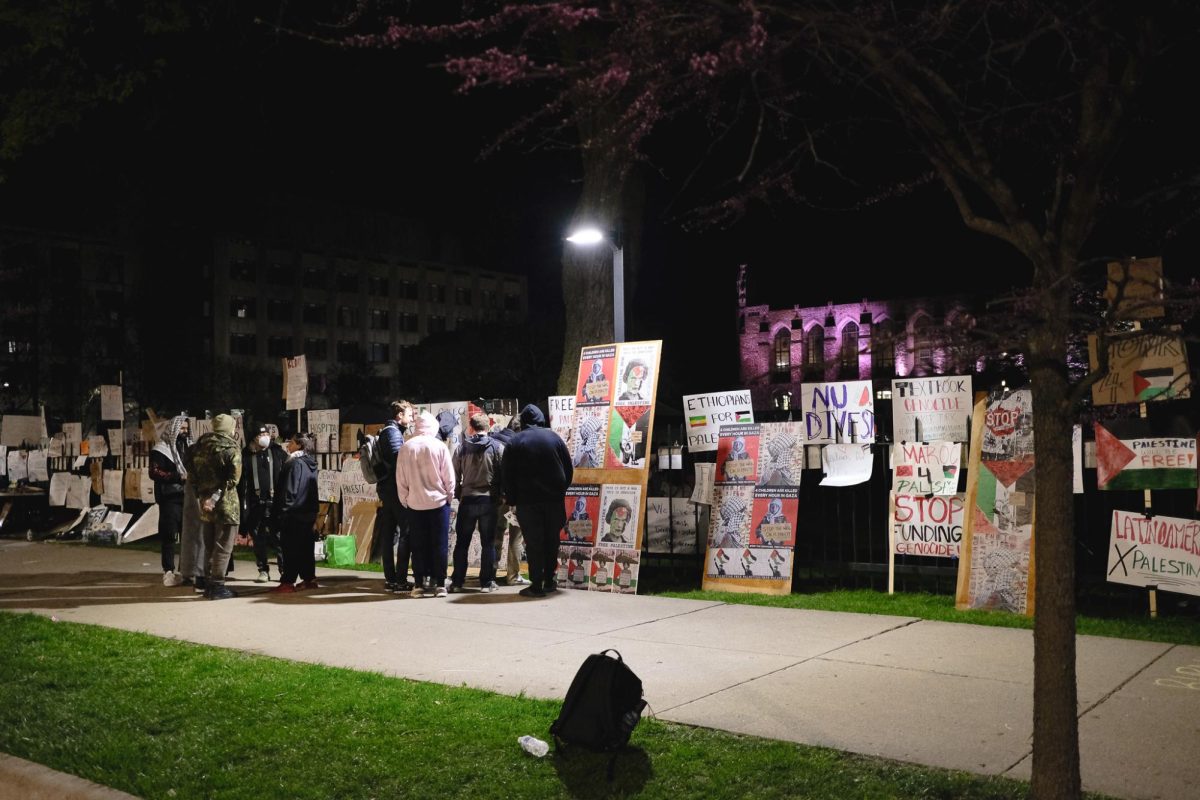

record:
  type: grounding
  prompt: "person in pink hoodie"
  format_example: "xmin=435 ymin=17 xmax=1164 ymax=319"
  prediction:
xmin=396 ymin=411 xmax=456 ymax=597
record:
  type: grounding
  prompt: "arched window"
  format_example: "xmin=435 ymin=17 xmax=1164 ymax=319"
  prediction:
xmin=772 ymin=389 xmax=792 ymax=411
xmin=873 ymin=319 xmax=894 ymax=374
xmin=772 ymin=329 xmax=791 ymax=382
xmin=805 ymin=325 xmax=825 ymax=367
xmin=912 ymin=316 xmax=933 ymax=373
xmin=840 ymin=322 xmax=859 ymax=367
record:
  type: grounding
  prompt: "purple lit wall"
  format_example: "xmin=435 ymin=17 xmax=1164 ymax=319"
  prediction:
xmin=735 ymin=266 xmax=978 ymax=411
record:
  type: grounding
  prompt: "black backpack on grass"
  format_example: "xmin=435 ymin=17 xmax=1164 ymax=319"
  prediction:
xmin=551 ymin=649 xmax=647 ymax=769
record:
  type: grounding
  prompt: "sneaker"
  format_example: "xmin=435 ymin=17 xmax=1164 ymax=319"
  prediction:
xmin=163 ymin=571 xmax=183 ymax=587
xmin=434 ymin=586 xmax=448 ymax=598
xmin=384 ymin=581 xmax=399 ymax=593
xmin=193 ymin=577 xmax=208 ymax=594
xmin=255 ymin=570 xmax=270 ymax=583
xmin=181 ymin=577 xmax=195 ymax=587
xmin=518 ymin=586 xmax=546 ymax=598
xmin=205 ymin=584 xmax=238 ymax=600
xmin=268 ymin=583 xmax=296 ymax=594
xmin=297 ymin=579 xmax=319 ymax=590
xmin=509 ymin=575 xmax=531 ymax=586
xmin=543 ymin=582 xmax=559 ymax=593
xmin=447 ymin=583 xmax=463 ymax=594
xmin=480 ymin=582 xmax=500 ymax=593
xmin=409 ymin=586 xmax=425 ymax=599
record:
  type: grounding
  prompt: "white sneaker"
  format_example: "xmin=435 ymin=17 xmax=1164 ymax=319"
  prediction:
xmin=509 ymin=575 xmax=531 ymax=586
xmin=162 ymin=571 xmax=183 ymax=587
xmin=481 ymin=582 xmax=500 ymax=593
xmin=434 ymin=586 xmax=448 ymax=598
xmin=255 ymin=570 xmax=270 ymax=583
xmin=410 ymin=587 xmax=425 ymax=599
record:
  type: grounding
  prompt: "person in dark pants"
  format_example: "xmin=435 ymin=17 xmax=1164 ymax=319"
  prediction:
xmin=239 ymin=426 xmax=287 ymax=583
xmin=501 ymin=404 xmax=573 ymax=598
xmin=449 ymin=413 xmax=505 ymax=593
xmin=149 ymin=415 xmax=190 ymax=585
xmin=373 ymin=400 xmax=414 ymax=593
xmin=396 ymin=412 xmax=456 ymax=598
xmin=269 ymin=432 xmax=319 ymax=593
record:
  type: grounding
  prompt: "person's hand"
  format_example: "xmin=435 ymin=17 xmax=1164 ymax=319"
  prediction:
xmin=201 ymin=497 xmax=216 ymax=513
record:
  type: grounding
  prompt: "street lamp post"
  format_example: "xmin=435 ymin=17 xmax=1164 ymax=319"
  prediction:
xmin=566 ymin=227 xmax=624 ymax=343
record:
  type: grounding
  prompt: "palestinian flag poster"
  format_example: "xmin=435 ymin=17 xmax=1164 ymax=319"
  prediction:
xmin=1095 ymin=420 xmax=1197 ymax=491
xmin=1089 ymin=331 xmax=1191 ymax=406
xmin=956 ymin=388 xmax=1036 ymax=616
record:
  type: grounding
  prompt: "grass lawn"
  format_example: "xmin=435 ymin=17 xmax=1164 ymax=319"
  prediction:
xmin=0 ymin=612 xmax=1047 ymax=800
xmin=658 ymin=588 xmax=1200 ymax=646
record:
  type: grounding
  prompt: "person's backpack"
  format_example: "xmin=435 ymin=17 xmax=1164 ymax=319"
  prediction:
xmin=550 ymin=649 xmax=646 ymax=765
xmin=357 ymin=434 xmax=387 ymax=483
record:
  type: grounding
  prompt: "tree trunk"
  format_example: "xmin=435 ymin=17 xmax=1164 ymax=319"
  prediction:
xmin=1027 ymin=261 xmax=1081 ymax=800
xmin=556 ymin=148 xmax=626 ymax=393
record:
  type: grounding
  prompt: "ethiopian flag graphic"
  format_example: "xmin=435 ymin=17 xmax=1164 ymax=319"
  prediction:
xmin=688 ymin=415 xmax=708 ymax=428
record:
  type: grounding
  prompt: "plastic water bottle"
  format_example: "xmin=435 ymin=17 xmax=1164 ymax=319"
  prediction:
xmin=518 ymin=735 xmax=549 ymax=758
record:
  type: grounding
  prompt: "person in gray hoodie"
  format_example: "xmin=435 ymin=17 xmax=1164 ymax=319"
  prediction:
xmin=449 ymin=413 xmax=504 ymax=592
xmin=269 ymin=432 xmax=319 ymax=593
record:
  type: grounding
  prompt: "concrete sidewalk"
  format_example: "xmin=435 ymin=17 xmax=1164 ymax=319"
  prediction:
xmin=1 ymin=540 xmax=1197 ymax=800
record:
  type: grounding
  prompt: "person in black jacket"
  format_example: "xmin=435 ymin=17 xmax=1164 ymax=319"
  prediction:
xmin=500 ymin=404 xmax=573 ymax=598
xmin=149 ymin=415 xmax=190 ymax=584
xmin=239 ymin=426 xmax=287 ymax=583
xmin=373 ymin=400 xmax=414 ymax=592
xmin=269 ymin=433 xmax=319 ymax=593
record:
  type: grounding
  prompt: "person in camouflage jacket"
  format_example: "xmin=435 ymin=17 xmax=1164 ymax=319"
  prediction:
xmin=189 ymin=414 xmax=243 ymax=599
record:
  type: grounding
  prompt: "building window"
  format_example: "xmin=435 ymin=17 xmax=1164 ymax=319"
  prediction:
xmin=97 ymin=252 xmax=124 ymax=284
xmin=428 ymin=315 xmax=447 ymax=334
xmin=304 ymin=338 xmax=328 ymax=359
xmin=266 ymin=263 xmax=292 ymax=286
xmin=368 ymin=342 xmax=390 ymax=363
xmin=428 ymin=283 xmax=446 ymax=304
xmin=266 ymin=299 xmax=290 ymax=322
xmin=367 ymin=275 xmax=388 ymax=294
xmin=230 ymin=297 xmax=256 ymax=319
xmin=336 ymin=340 xmax=360 ymax=361
xmin=267 ymin=336 xmax=293 ymax=357
xmin=804 ymin=325 xmax=824 ymax=367
xmin=874 ymin=320 xmax=894 ymax=373
xmin=302 ymin=303 xmax=327 ymax=325
xmin=398 ymin=344 xmax=416 ymax=363
xmin=337 ymin=271 xmax=359 ymax=293
xmin=504 ymin=294 xmax=519 ymax=311
xmin=229 ymin=333 xmax=257 ymax=356
xmin=400 ymin=279 xmax=419 ymax=300
xmin=772 ymin=389 xmax=792 ymax=411
xmin=230 ymin=259 xmax=257 ymax=283
xmin=368 ymin=308 xmax=389 ymax=330
xmin=303 ymin=267 xmax=325 ymax=289
xmin=481 ymin=289 xmax=497 ymax=308
xmin=400 ymin=312 xmax=419 ymax=333
xmin=790 ymin=317 xmax=802 ymax=330
xmin=913 ymin=317 xmax=933 ymax=373
xmin=840 ymin=322 xmax=859 ymax=367
xmin=771 ymin=329 xmax=791 ymax=382
xmin=337 ymin=306 xmax=360 ymax=328
xmin=455 ymin=286 xmax=472 ymax=306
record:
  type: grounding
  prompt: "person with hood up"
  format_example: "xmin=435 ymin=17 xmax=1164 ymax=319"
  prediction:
xmin=188 ymin=413 xmax=242 ymax=600
xmin=149 ymin=415 xmax=190 ymax=585
xmin=490 ymin=417 xmax=530 ymax=586
xmin=500 ymin=404 xmax=573 ymax=598
xmin=449 ymin=413 xmax=504 ymax=593
xmin=239 ymin=426 xmax=287 ymax=583
xmin=269 ymin=433 xmax=320 ymax=593
xmin=396 ymin=412 xmax=456 ymax=598
xmin=435 ymin=409 xmax=462 ymax=453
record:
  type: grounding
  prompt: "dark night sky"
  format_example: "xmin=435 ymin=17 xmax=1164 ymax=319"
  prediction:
xmin=3 ymin=5 xmax=1196 ymax=401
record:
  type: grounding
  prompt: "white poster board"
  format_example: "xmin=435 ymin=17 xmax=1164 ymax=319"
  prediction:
xmin=681 ymin=390 xmax=755 ymax=453
xmin=307 ymin=409 xmax=340 ymax=453
xmin=284 ymin=355 xmax=308 ymax=411
xmin=820 ymin=444 xmax=874 ymax=486
xmin=890 ymin=441 xmax=961 ymax=495
xmin=891 ymin=376 xmax=972 ymax=443
xmin=27 ymin=450 xmax=49 ymax=482
xmin=1108 ymin=510 xmax=1200 ymax=597
xmin=800 ymin=380 xmax=876 ymax=444
xmin=548 ymin=395 xmax=575 ymax=443
xmin=49 ymin=472 xmax=70 ymax=506
xmin=100 ymin=385 xmax=123 ymax=421
xmin=102 ymin=470 xmax=123 ymax=506
xmin=1 ymin=414 xmax=47 ymax=447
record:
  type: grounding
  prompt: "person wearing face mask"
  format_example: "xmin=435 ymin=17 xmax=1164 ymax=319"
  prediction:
xmin=239 ymin=426 xmax=287 ymax=583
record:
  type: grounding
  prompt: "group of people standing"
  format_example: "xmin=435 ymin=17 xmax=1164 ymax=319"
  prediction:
xmin=150 ymin=399 xmax=574 ymax=601
xmin=373 ymin=400 xmax=574 ymax=599
xmin=150 ymin=414 xmax=321 ymax=599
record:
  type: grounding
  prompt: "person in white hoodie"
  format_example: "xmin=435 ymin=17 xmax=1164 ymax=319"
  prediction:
xmin=396 ymin=412 xmax=456 ymax=598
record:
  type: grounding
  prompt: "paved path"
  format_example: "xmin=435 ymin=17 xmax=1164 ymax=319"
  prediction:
xmin=1 ymin=540 xmax=1198 ymax=800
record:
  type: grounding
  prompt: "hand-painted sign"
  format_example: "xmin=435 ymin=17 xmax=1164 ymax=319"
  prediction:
xmin=800 ymin=380 xmax=875 ymax=444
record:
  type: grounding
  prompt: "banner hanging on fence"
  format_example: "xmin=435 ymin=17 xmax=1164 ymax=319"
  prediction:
xmin=1107 ymin=509 xmax=1200 ymax=597
xmin=681 ymin=390 xmax=754 ymax=453
xmin=891 ymin=441 xmax=962 ymax=495
xmin=891 ymin=375 xmax=972 ymax=443
xmin=1094 ymin=420 xmax=1197 ymax=491
xmin=800 ymin=380 xmax=875 ymax=445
